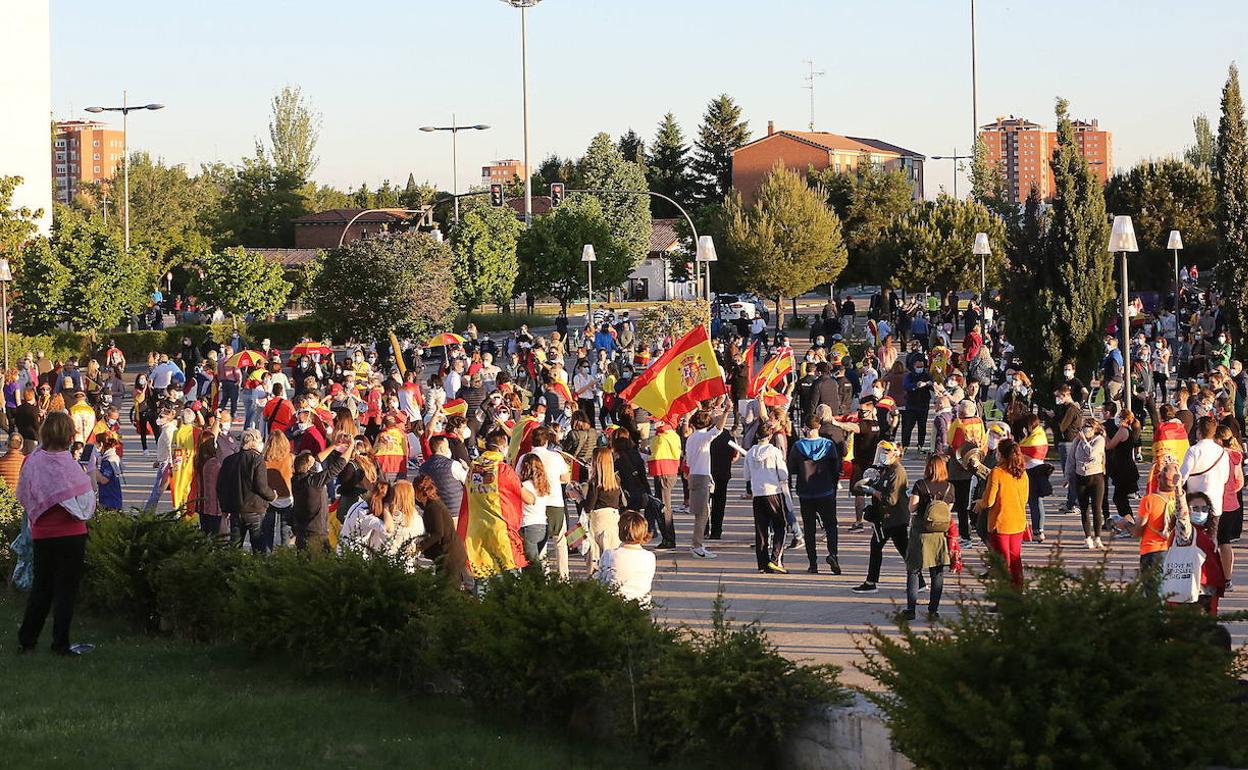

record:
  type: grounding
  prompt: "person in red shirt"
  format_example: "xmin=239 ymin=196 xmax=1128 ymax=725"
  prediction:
xmin=262 ymin=382 xmax=296 ymax=435
xmin=291 ymin=407 xmax=327 ymax=455
xmin=1183 ymin=492 xmax=1227 ymax=615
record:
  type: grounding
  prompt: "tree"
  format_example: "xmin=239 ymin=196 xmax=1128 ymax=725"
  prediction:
xmin=531 ymin=154 xmax=583 ymax=194
xmin=374 ymin=179 xmax=400 ymax=209
xmin=579 ymin=132 xmax=651 ymax=267
xmin=214 ymin=152 xmax=307 ymax=247
xmin=617 ymin=129 xmax=645 ymax=164
xmin=300 ymin=182 xmax=354 ymax=213
xmin=691 ymin=94 xmax=751 ymax=205
xmin=1104 ymin=159 xmax=1217 ymax=289
xmin=724 ymin=164 xmax=847 ymax=327
xmin=516 ymin=196 xmax=627 ymax=314
xmin=1186 ymin=113 xmax=1218 ymax=170
xmin=969 ymin=134 xmax=1016 ymax=225
xmin=399 ymin=174 xmax=438 ymax=209
xmin=312 ymin=231 xmax=455 ymax=341
xmin=841 ymin=162 xmax=918 ymax=285
xmin=646 ymin=112 xmax=694 ymax=219
xmin=1215 ymin=63 xmax=1248 ymax=338
xmin=14 ymin=207 xmax=153 ymax=332
xmin=449 ymin=200 xmax=522 ymax=315
xmin=0 ymin=176 xmax=41 ymax=257
xmin=191 ymin=247 xmax=292 ymax=319
xmin=1007 ymin=98 xmax=1113 ymax=383
xmin=876 ymin=195 xmax=1007 ymax=295
xmin=263 ymin=85 xmax=320 ymax=181
xmin=79 ymin=152 xmax=218 ymax=270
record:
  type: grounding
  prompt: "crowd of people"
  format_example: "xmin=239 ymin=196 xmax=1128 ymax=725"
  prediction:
xmin=8 ymin=270 xmax=1240 ymax=652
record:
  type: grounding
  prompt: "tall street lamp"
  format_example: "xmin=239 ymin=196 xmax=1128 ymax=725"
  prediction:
xmin=929 ymin=149 xmax=972 ymax=198
xmin=582 ymin=244 xmax=596 ymax=326
xmin=1108 ymin=215 xmax=1139 ymax=415
xmin=500 ymin=0 xmax=541 ymax=227
xmin=1168 ymin=229 xmax=1184 ymax=310
xmin=85 ymin=92 xmax=165 ymax=252
xmin=972 ymin=231 xmax=990 ymax=302
xmin=0 ymin=257 xmax=11 ymax=371
xmin=419 ymin=116 xmax=490 ymax=223
xmin=696 ymin=235 xmax=718 ymax=303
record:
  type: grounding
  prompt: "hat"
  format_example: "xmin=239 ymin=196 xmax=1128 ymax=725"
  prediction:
xmin=330 ymin=383 xmax=343 ymax=395
xmin=832 ymin=334 xmax=844 ymax=341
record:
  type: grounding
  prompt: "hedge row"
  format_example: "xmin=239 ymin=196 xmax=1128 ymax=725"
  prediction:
xmin=79 ymin=510 xmax=846 ymax=766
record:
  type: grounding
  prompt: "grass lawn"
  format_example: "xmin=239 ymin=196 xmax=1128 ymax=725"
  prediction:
xmin=0 ymin=598 xmax=655 ymax=770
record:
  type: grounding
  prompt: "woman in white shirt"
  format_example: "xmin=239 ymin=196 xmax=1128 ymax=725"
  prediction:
xmin=517 ymin=454 xmax=552 ymax=567
xmin=597 ymin=511 xmax=657 ymax=606
xmin=340 ymin=482 xmax=391 ymax=554
xmin=385 ymin=480 xmax=427 ymax=569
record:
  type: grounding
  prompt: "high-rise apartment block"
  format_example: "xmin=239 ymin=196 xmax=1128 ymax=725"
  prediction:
xmin=978 ymin=115 xmax=1112 ymax=203
xmin=52 ymin=120 xmax=125 ymax=204
xmin=481 ymin=159 xmax=526 ymax=188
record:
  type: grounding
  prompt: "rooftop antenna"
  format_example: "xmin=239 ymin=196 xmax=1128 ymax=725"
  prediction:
xmin=803 ymin=60 xmax=826 ymax=131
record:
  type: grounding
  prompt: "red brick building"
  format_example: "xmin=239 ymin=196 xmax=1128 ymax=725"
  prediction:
xmin=291 ymin=208 xmax=417 ymax=249
xmin=52 ymin=120 xmax=125 ymax=204
xmin=732 ymin=122 xmax=924 ymax=206
xmin=978 ymin=115 xmax=1113 ymax=203
xmin=482 ymin=159 xmax=526 ymax=188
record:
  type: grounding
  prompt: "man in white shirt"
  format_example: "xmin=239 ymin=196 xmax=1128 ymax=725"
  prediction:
xmin=149 ymin=354 xmax=179 ymax=391
xmin=479 ymin=353 xmax=501 ymax=393
xmin=524 ymin=425 xmax=572 ymax=579
xmin=1180 ymin=416 xmax=1230 ymax=519
xmin=444 ymin=358 xmax=465 ymax=400
xmin=684 ymin=398 xmax=729 ymax=559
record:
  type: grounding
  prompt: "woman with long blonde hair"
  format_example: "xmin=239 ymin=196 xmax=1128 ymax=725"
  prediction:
xmin=583 ymin=446 xmax=623 ymax=574
xmin=263 ymin=431 xmax=294 ymax=549
xmin=385 ymin=480 xmax=426 ymax=565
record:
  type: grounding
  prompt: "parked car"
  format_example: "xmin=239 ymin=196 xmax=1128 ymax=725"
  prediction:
xmin=713 ymin=293 xmax=769 ymax=322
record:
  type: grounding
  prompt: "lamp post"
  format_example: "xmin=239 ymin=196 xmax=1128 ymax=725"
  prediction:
xmin=696 ymin=235 xmax=718 ymax=302
xmin=0 ymin=258 xmax=11 ymax=371
xmin=1168 ymin=229 xmax=1184 ymax=310
xmin=84 ymin=92 xmax=165 ymax=252
xmin=972 ymin=231 xmax=990 ymax=302
xmin=500 ymin=0 xmax=541 ymax=227
xmin=582 ymin=244 xmax=596 ymax=326
xmin=419 ymin=116 xmax=490 ymax=223
xmin=930 ymin=150 xmax=972 ymax=198
xmin=1108 ymin=215 xmax=1140 ymax=415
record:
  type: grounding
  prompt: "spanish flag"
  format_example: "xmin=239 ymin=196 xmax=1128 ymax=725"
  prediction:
xmin=1019 ymin=423 xmax=1049 ymax=463
xmin=619 ymin=324 xmax=727 ymax=422
xmin=749 ymin=350 xmax=794 ymax=398
xmin=1147 ymin=421 xmax=1190 ymax=493
xmin=506 ymin=414 xmax=541 ymax=465
xmin=550 ymin=380 xmax=574 ymax=407
xmin=444 ymin=398 xmax=468 ymax=417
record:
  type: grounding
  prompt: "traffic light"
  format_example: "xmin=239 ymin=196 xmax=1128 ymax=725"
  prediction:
xmin=550 ymin=182 xmax=565 ymax=207
xmin=489 ymin=183 xmax=505 ymax=207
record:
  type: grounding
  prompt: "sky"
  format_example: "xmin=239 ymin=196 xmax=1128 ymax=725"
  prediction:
xmin=49 ymin=0 xmax=1248 ymax=200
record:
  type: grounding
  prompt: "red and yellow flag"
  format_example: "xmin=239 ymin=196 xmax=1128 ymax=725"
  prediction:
xmin=619 ymin=324 xmax=727 ymax=421
xmin=1147 ymin=421 xmax=1190 ymax=493
xmin=443 ymin=398 xmax=468 ymax=417
xmin=748 ymin=350 xmax=793 ymax=398
xmin=1019 ymin=423 xmax=1049 ymax=463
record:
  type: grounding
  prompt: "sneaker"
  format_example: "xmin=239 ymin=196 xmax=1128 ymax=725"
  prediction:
xmin=1084 ymin=536 xmax=1096 ymax=550
xmin=655 ymin=541 xmax=677 ymax=550
xmin=788 ymin=534 xmax=805 ymax=550
xmin=848 ymin=522 xmax=865 ymax=532
xmin=1226 ymin=579 xmax=1235 ymax=593
xmin=825 ymin=554 xmax=842 ymax=575
xmin=897 ymin=608 xmax=917 ymax=622
xmin=960 ymin=536 xmax=973 ymax=545
xmin=806 ymin=565 xmax=818 ymax=574
xmin=765 ymin=561 xmax=789 ymax=574
xmin=1093 ymin=537 xmax=1105 ymax=550
xmin=851 ymin=582 xmax=878 ymax=593
xmin=691 ymin=546 xmax=717 ymax=560
xmin=1036 ymin=532 xmax=1046 ymax=543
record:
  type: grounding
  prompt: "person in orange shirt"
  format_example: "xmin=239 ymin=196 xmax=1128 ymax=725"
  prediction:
xmin=1132 ymin=459 xmax=1185 ymax=576
xmin=977 ymin=439 xmax=1029 ymax=588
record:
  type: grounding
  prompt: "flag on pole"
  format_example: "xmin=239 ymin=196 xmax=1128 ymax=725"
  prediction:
xmin=619 ymin=324 xmax=727 ymax=422
xmin=389 ymin=331 xmax=406 ymax=375
xmin=748 ymin=350 xmax=794 ymax=397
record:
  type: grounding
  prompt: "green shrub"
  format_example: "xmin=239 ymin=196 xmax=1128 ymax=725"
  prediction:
xmin=230 ymin=548 xmax=461 ymax=688
xmin=457 ymin=311 xmax=551 ymax=334
xmin=154 ymin=545 xmax=252 ymax=642
xmin=0 ymin=481 xmax=23 ymax=577
xmin=83 ymin=509 xmax=210 ymax=630
xmin=7 ymin=331 xmax=85 ymax=362
xmin=451 ymin=571 xmax=673 ymax=729
xmin=860 ymin=559 xmax=1248 ymax=770
xmin=786 ymin=313 xmax=809 ymax=329
xmin=640 ymin=594 xmax=845 ymax=764
xmin=246 ymin=316 xmax=329 ymax=347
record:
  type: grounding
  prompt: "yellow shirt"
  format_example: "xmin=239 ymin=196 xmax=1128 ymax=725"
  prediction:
xmin=981 ymin=466 xmax=1029 ymax=535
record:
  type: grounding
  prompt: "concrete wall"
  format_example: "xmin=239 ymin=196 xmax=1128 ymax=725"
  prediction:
xmin=783 ymin=693 xmax=915 ymax=770
xmin=0 ymin=0 xmax=53 ymax=234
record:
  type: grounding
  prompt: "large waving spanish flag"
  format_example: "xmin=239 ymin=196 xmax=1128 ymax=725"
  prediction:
xmin=1148 ymin=420 xmax=1190 ymax=493
xmin=620 ymin=324 xmax=727 ymax=422
xmin=748 ymin=350 xmax=794 ymax=398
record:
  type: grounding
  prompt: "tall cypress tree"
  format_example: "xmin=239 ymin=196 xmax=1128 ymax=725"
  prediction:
xmin=691 ymin=94 xmax=751 ymax=205
xmin=1006 ymin=98 xmax=1112 ymax=384
xmin=646 ymin=112 xmax=692 ymax=218
xmin=617 ymin=129 xmax=645 ymax=164
xmin=1215 ymin=63 xmax=1248 ymax=337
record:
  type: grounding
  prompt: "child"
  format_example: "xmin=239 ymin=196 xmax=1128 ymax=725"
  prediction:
xmin=94 ymin=434 xmax=124 ymax=510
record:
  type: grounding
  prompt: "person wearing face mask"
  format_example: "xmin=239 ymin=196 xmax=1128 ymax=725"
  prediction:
xmin=1065 ymin=417 xmax=1107 ymax=550
xmin=1056 ymin=361 xmax=1087 ymax=405
xmin=901 ymin=359 xmax=933 ymax=454
xmin=144 ymin=407 xmax=179 ymax=512
xmin=1168 ymin=492 xmax=1228 ymax=614
xmin=978 ymin=439 xmax=1029 ymax=588
xmin=829 ymin=396 xmax=881 ymax=532
xmin=572 ymin=361 xmax=599 ymax=427
xmin=851 ymin=441 xmax=909 ymax=593
xmin=1211 ymin=333 xmax=1233 ymax=373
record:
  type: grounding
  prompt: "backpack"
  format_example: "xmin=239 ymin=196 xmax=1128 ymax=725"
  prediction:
xmin=922 ymin=482 xmax=953 ymax=534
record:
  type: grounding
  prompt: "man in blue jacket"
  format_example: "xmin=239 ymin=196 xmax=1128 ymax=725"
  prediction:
xmin=788 ymin=416 xmax=842 ymax=574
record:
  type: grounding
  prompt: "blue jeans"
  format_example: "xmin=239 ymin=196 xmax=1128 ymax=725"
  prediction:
xmin=220 ymin=381 xmax=240 ymax=418
xmin=1028 ymin=493 xmax=1046 ymax=536
xmin=242 ymin=399 xmax=259 ymax=432
xmin=259 ymin=506 xmax=288 ymax=550
xmin=1058 ymin=442 xmax=1076 ymax=509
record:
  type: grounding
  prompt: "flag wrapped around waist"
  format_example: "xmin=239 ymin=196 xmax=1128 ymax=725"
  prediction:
xmin=619 ymin=324 xmax=727 ymax=422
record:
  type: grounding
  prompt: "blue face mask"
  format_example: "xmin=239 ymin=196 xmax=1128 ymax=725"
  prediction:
xmin=1190 ymin=507 xmax=1210 ymax=527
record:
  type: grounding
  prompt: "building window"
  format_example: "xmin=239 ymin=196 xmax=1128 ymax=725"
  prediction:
xmin=56 ymin=164 xmax=66 ymax=173
xmin=55 ymin=139 xmax=66 ymax=148
xmin=93 ymin=140 xmax=101 ymax=147
xmin=93 ymin=153 xmax=100 ymax=160
xmin=56 ymin=152 xmax=65 ymax=160
xmin=94 ymin=166 xmax=101 ymax=174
